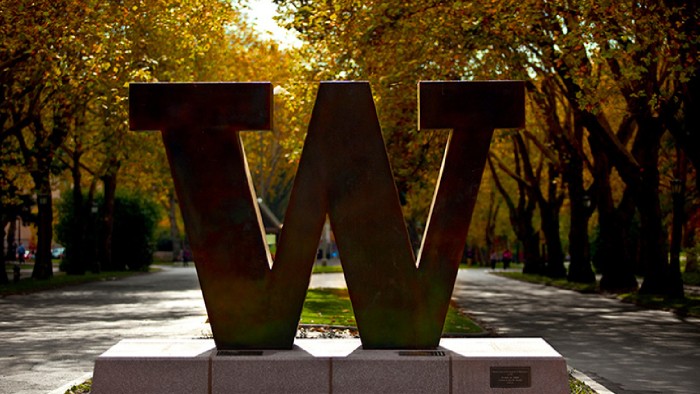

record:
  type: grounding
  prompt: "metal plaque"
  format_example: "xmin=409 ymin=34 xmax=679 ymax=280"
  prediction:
xmin=490 ymin=366 xmax=532 ymax=388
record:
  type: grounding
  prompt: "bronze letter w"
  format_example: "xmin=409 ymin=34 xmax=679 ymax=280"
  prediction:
xmin=130 ymin=81 xmax=524 ymax=350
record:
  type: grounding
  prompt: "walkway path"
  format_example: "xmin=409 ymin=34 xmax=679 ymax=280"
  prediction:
xmin=452 ymin=269 xmax=700 ymax=394
xmin=2 ymin=267 xmax=698 ymax=393
xmin=0 ymin=266 xmax=347 ymax=393
xmin=0 ymin=266 xmax=209 ymax=394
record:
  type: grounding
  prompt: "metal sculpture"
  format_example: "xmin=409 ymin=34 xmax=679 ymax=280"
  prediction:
xmin=130 ymin=81 xmax=524 ymax=350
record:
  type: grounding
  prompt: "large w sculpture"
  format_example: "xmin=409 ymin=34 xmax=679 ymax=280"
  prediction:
xmin=130 ymin=81 xmax=524 ymax=350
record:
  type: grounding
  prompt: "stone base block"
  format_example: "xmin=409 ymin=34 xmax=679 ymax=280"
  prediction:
xmin=92 ymin=339 xmax=215 ymax=394
xmin=443 ymin=338 xmax=570 ymax=393
xmin=332 ymin=348 xmax=449 ymax=394
xmin=211 ymin=347 xmax=329 ymax=394
xmin=92 ymin=338 xmax=568 ymax=393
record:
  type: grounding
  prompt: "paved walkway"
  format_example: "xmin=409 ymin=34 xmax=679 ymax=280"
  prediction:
xmin=451 ymin=269 xmax=700 ymax=394
xmin=0 ymin=265 xmax=346 ymax=394
xmin=2 ymin=267 xmax=699 ymax=393
xmin=0 ymin=266 xmax=209 ymax=394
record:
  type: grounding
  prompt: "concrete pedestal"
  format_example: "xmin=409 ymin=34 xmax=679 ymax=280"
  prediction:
xmin=92 ymin=339 xmax=214 ymax=394
xmin=92 ymin=338 xmax=568 ymax=393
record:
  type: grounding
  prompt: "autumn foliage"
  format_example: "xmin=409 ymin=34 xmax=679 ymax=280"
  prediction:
xmin=1 ymin=1 xmax=698 ymax=298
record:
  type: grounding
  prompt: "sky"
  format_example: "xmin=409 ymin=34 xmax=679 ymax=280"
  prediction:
xmin=244 ymin=0 xmax=302 ymax=48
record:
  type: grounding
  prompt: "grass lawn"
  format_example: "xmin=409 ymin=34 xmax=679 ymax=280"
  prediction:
xmin=311 ymin=264 xmax=344 ymax=274
xmin=301 ymin=288 xmax=483 ymax=335
xmin=569 ymin=373 xmax=596 ymax=394
xmin=619 ymin=292 xmax=700 ymax=317
xmin=497 ymin=272 xmax=598 ymax=293
xmin=683 ymin=271 xmax=700 ymax=286
xmin=301 ymin=288 xmax=357 ymax=326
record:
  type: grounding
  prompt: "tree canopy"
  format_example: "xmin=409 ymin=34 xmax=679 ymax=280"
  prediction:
xmin=1 ymin=0 xmax=698 ymax=298
xmin=274 ymin=0 xmax=699 ymax=294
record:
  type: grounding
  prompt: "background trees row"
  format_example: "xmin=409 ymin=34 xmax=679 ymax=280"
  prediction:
xmin=0 ymin=0 xmax=305 ymax=283
xmin=273 ymin=0 xmax=699 ymax=296
xmin=2 ymin=0 xmax=698 ymax=300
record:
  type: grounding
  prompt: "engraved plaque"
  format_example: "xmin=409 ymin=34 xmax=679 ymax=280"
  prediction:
xmin=490 ymin=366 xmax=531 ymax=388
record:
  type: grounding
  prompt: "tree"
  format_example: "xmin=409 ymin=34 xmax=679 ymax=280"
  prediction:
xmin=1 ymin=0 xmax=249 ymax=275
xmin=56 ymin=191 xmax=159 ymax=271
xmin=1 ymin=1 xmax=113 ymax=279
xmin=659 ymin=1 xmax=699 ymax=192
xmin=3 ymin=1 xmax=115 ymax=277
xmin=86 ymin=0 xmax=242 ymax=271
xmin=276 ymin=0 xmax=698 ymax=295
xmin=527 ymin=79 xmax=597 ymax=283
xmin=488 ymin=137 xmax=544 ymax=274
xmin=0 ymin=139 xmax=34 ymax=283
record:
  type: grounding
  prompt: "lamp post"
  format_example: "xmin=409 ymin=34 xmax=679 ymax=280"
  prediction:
xmin=669 ymin=178 xmax=684 ymax=298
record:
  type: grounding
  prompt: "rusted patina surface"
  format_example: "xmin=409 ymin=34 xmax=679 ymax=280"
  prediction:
xmin=130 ymin=81 xmax=524 ymax=350
xmin=130 ymin=83 xmax=307 ymax=349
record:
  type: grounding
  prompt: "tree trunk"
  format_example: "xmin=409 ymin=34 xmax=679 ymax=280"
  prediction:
xmin=596 ymin=176 xmax=638 ymax=291
xmin=563 ymin=119 xmax=596 ymax=283
xmin=636 ymin=119 xmax=680 ymax=296
xmin=5 ymin=220 xmax=16 ymax=261
xmin=0 ymin=217 xmax=8 ymax=284
xmin=22 ymin=104 xmax=70 ymax=280
xmin=540 ymin=167 xmax=565 ymax=278
xmin=487 ymin=157 xmax=543 ymax=274
xmin=66 ymin=149 xmax=87 ymax=275
xmin=512 ymin=182 xmax=543 ymax=275
xmin=591 ymin=136 xmax=638 ymax=292
xmin=667 ymin=177 xmax=685 ymax=298
xmin=99 ymin=160 xmax=120 ymax=271
xmin=541 ymin=204 xmax=565 ymax=277
xmin=597 ymin=204 xmax=638 ymax=292
xmin=686 ymin=251 xmax=699 ymax=274
xmin=484 ymin=192 xmax=499 ymax=259
xmin=31 ymin=177 xmax=53 ymax=280
xmin=168 ymin=192 xmax=182 ymax=262
xmin=566 ymin=160 xmax=596 ymax=283
xmin=520 ymin=228 xmax=543 ymax=275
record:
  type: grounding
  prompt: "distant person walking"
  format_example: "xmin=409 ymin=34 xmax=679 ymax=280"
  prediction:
xmin=16 ymin=243 xmax=25 ymax=264
xmin=502 ymin=249 xmax=512 ymax=270
xmin=490 ymin=251 xmax=499 ymax=270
